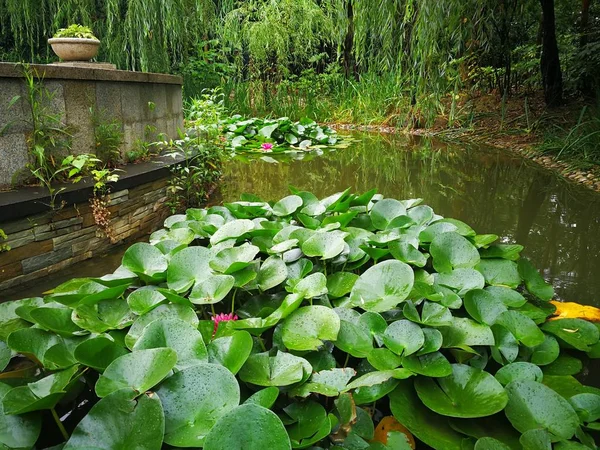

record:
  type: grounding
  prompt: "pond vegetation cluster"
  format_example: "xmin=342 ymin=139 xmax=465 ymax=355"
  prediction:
xmin=1 ymin=190 xmax=599 ymax=449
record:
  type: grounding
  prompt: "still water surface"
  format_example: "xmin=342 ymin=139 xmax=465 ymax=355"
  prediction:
xmin=4 ymin=132 xmax=600 ymax=306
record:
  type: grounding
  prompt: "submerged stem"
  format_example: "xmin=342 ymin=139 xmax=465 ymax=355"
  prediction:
xmin=51 ymin=408 xmax=69 ymax=441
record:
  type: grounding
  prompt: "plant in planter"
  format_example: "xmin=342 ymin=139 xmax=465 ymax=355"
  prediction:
xmin=0 ymin=189 xmax=599 ymax=449
xmin=48 ymin=24 xmax=100 ymax=61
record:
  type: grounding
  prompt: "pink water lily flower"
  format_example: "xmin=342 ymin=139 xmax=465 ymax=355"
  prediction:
xmin=261 ymin=142 xmax=274 ymax=151
xmin=212 ymin=312 xmax=238 ymax=337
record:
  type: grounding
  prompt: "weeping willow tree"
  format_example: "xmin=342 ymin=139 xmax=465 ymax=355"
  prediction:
xmin=0 ymin=0 xmax=220 ymax=72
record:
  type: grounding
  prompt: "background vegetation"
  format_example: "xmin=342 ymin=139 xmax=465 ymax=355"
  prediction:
xmin=1 ymin=0 xmax=599 ymax=163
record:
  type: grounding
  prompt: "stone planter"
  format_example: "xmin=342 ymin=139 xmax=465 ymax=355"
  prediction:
xmin=48 ymin=37 xmax=100 ymax=61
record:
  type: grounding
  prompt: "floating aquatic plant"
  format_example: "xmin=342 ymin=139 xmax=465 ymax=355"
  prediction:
xmin=1 ymin=189 xmax=599 ymax=449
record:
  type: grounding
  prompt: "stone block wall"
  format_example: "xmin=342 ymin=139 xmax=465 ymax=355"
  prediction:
xmin=0 ymin=63 xmax=184 ymax=187
xmin=0 ymin=177 xmax=170 ymax=293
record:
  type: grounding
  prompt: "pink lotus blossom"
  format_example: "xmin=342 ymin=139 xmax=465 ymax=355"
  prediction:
xmin=261 ymin=143 xmax=274 ymax=151
xmin=212 ymin=312 xmax=238 ymax=336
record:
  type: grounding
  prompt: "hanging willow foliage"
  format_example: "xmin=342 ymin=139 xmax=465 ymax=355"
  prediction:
xmin=0 ymin=0 xmax=220 ymax=72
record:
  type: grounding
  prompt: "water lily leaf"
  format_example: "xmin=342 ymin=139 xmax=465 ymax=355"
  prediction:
xmin=204 ymin=403 xmax=291 ymax=450
xmin=245 ymin=386 xmax=279 ymax=409
xmin=335 ymin=317 xmax=373 ymax=358
xmin=485 ymin=286 xmax=527 ymax=308
xmin=74 ymin=335 xmax=129 ymax=371
xmin=189 ymin=274 xmax=235 ymax=305
xmin=127 ymin=286 xmax=167 ymax=315
xmin=3 ymin=365 xmax=81 ymax=414
xmin=415 ymin=364 xmax=508 ymax=418
xmin=7 ymin=327 xmax=75 ymax=370
xmin=125 ymin=303 xmax=198 ymax=349
xmin=418 ymin=327 xmax=444 ymax=355
xmin=474 ymin=437 xmax=512 ymax=450
xmin=327 ymin=272 xmax=360 ymax=298
xmin=133 ymin=318 xmax=207 ymax=370
xmin=495 ymin=362 xmax=543 ymax=386
xmin=302 ymin=232 xmax=345 ymax=259
xmin=273 ymin=195 xmax=303 ymax=216
xmin=349 ymin=260 xmax=414 ymax=312
xmin=285 ymin=400 xmax=328 ymax=444
xmin=518 ymin=258 xmax=554 ymax=301
xmin=0 ymin=382 xmax=41 ymax=449
xmin=239 ymin=351 xmax=311 ymax=386
xmin=541 ymin=318 xmax=600 ymax=352
xmin=402 ymin=351 xmax=452 ymax=377
xmin=464 ymin=289 xmax=508 ymax=326
xmin=529 ymin=333 xmax=560 ymax=365
xmin=166 ymin=247 xmax=214 ymax=292
xmin=419 ymin=221 xmax=459 ymax=243
xmin=440 ymin=316 xmax=495 ymax=348
xmin=383 ymin=319 xmax=424 ymax=356
xmin=389 ymin=379 xmax=465 ymax=450
xmin=293 ymin=273 xmax=328 ymax=299
xmin=370 ymin=199 xmax=407 ymax=230
xmin=519 ymin=429 xmax=552 ymax=450
xmin=389 ymin=240 xmax=428 ymax=267
xmin=476 ymin=259 xmax=521 ymax=288
xmin=282 ymin=306 xmax=340 ymax=351
xmin=569 ymin=393 xmax=600 ymax=423
xmin=210 ymin=244 xmax=259 ymax=274
xmin=504 ymin=380 xmax=579 ymax=441
xmin=122 ymin=243 xmax=168 ymax=281
xmin=72 ymin=297 xmax=135 ymax=334
xmin=345 ymin=369 xmax=413 ymax=392
xmin=496 ymin=310 xmax=545 ymax=347
xmin=258 ymin=256 xmax=288 ymax=291
xmin=156 ymin=363 xmax=240 ymax=447
xmin=95 ymin=348 xmax=177 ymax=397
xmin=367 ymin=348 xmax=403 ymax=371
xmin=63 ymin=388 xmax=164 ymax=450
xmin=0 ymin=342 xmax=10 ymax=372
xmin=210 ymin=219 xmax=255 ymax=245
xmin=208 ymin=330 xmax=253 ymax=374
xmin=430 ymin=232 xmax=480 ymax=273
xmin=29 ymin=305 xmax=83 ymax=336
xmin=542 ymin=353 xmax=582 ymax=376
xmin=434 ymin=268 xmax=485 ymax=296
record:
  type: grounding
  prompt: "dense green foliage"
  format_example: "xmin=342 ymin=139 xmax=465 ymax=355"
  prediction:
xmin=1 ymin=189 xmax=599 ymax=449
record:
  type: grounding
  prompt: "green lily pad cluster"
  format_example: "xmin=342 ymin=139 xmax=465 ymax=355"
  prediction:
xmin=223 ymin=116 xmax=349 ymax=153
xmin=1 ymin=189 xmax=599 ymax=449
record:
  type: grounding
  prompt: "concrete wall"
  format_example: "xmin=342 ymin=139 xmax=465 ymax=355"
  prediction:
xmin=0 ymin=176 xmax=171 ymax=292
xmin=0 ymin=63 xmax=184 ymax=187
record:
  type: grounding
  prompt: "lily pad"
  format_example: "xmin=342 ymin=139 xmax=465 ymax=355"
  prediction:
xmin=208 ymin=330 xmax=253 ymax=374
xmin=95 ymin=348 xmax=177 ymax=398
xmin=382 ymin=319 xmax=424 ymax=356
xmin=155 ymin=363 xmax=240 ymax=447
xmin=504 ymin=380 xmax=579 ymax=440
xmin=189 ymin=274 xmax=235 ymax=305
xmin=239 ymin=351 xmax=311 ymax=386
xmin=64 ymin=388 xmax=164 ymax=450
xmin=301 ymin=232 xmax=346 ymax=259
xmin=349 ymin=260 xmax=414 ymax=312
xmin=414 ymin=364 xmax=508 ymax=418
xmin=518 ymin=258 xmax=554 ymax=301
xmin=167 ymin=246 xmax=214 ymax=292
xmin=257 ymin=256 xmax=288 ymax=291
xmin=204 ymin=403 xmax=291 ymax=450
xmin=281 ymin=306 xmax=340 ymax=351
xmin=0 ymin=382 xmax=41 ymax=449
xmin=541 ymin=318 xmax=600 ymax=352
xmin=122 ymin=243 xmax=168 ymax=281
xmin=273 ymin=195 xmax=303 ymax=216
xmin=430 ymin=232 xmax=480 ymax=273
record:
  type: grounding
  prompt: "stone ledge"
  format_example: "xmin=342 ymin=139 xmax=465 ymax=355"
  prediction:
xmin=0 ymin=62 xmax=182 ymax=85
xmin=0 ymin=155 xmax=183 ymax=223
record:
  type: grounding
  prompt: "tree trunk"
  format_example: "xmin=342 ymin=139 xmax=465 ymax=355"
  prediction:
xmin=342 ymin=0 xmax=357 ymax=80
xmin=539 ymin=0 xmax=563 ymax=106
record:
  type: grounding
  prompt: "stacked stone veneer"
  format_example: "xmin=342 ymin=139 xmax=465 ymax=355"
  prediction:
xmin=0 ymin=62 xmax=183 ymax=187
xmin=0 ymin=178 xmax=170 ymax=292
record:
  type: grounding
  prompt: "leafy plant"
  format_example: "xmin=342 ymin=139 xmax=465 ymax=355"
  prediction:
xmin=1 ymin=189 xmax=599 ymax=449
xmin=163 ymin=128 xmax=226 ymax=213
xmin=0 ymin=229 xmax=9 ymax=252
xmin=53 ymin=24 xmax=97 ymax=40
xmin=223 ymin=116 xmax=348 ymax=153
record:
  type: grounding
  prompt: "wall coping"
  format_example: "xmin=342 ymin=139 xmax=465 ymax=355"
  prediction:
xmin=0 ymin=62 xmax=182 ymax=85
xmin=0 ymin=155 xmax=183 ymax=223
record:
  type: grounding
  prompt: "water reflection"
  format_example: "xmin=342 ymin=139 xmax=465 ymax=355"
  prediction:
xmin=219 ymin=133 xmax=600 ymax=305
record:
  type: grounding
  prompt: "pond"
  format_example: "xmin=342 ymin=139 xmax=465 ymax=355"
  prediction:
xmin=4 ymin=132 xmax=600 ymax=308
